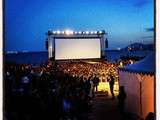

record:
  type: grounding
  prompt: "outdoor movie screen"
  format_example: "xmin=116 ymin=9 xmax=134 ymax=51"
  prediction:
xmin=55 ymin=38 xmax=101 ymax=60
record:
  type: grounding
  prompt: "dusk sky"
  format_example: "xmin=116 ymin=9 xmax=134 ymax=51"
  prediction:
xmin=5 ymin=0 xmax=154 ymax=51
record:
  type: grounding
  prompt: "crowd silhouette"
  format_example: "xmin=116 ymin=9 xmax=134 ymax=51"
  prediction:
xmin=4 ymin=60 xmax=119 ymax=120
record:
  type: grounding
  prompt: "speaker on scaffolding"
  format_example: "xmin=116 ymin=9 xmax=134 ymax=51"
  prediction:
xmin=105 ymin=38 xmax=108 ymax=48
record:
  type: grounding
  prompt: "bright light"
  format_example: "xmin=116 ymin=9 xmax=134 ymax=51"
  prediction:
xmin=98 ymin=82 xmax=109 ymax=92
xmin=51 ymin=30 xmax=104 ymax=35
xmin=90 ymin=31 xmax=94 ymax=34
xmin=74 ymin=31 xmax=78 ymax=34
xmin=86 ymin=61 xmax=98 ymax=64
xmin=78 ymin=31 xmax=82 ymax=34
xmin=120 ymin=62 xmax=123 ymax=67
xmin=97 ymin=81 xmax=119 ymax=96
xmin=117 ymin=48 xmax=121 ymax=50
xmin=57 ymin=30 xmax=61 ymax=34
xmin=53 ymin=31 xmax=56 ymax=34
xmin=70 ymin=31 xmax=73 ymax=34
xmin=65 ymin=30 xmax=73 ymax=35
xmin=86 ymin=31 xmax=89 ymax=34
xmin=94 ymin=31 xmax=97 ymax=34
xmin=99 ymin=31 xmax=102 ymax=34
xmin=130 ymin=60 xmax=133 ymax=64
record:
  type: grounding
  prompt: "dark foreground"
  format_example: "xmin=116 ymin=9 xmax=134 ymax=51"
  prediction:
xmin=88 ymin=91 xmax=141 ymax=120
xmin=4 ymin=61 xmax=142 ymax=120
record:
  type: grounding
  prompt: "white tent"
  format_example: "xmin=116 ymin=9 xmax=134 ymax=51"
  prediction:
xmin=118 ymin=53 xmax=155 ymax=119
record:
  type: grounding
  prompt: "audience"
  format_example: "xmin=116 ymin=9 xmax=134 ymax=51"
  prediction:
xmin=4 ymin=60 xmax=119 ymax=120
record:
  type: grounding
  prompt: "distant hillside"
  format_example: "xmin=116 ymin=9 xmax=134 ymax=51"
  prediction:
xmin=122 ymin=43 xmax=154 ymax=51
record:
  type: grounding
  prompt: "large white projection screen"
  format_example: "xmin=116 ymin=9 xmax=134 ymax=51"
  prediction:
xmin=55 ymin=38 xmax=101 ymax=60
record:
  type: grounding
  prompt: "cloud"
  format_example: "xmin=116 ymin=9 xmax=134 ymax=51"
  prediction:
xmin=133 ymin=0 xmax=150 ymax=8
xmin=145 ymin=27 xmax=154 ymax=32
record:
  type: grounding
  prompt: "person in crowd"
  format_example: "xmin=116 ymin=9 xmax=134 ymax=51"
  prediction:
xmin=117 ymin=86 xmax=126 ymax=114
xmin=89 ymin=79 xmax=94 ymax=99
xmin=93 ymin=76 xmax=99 ymax=92
xmin=108 ymin=74 xmax=115 ymax=99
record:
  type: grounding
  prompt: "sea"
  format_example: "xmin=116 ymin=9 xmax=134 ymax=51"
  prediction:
xmin=4 ymin=50 xmax=152 ymax=65
xmin=5 ymin=51 xmax=48 ymax=65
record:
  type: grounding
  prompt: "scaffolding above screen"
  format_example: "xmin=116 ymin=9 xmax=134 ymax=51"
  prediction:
xmin=46 ymin=30 xmax=107 ymax=60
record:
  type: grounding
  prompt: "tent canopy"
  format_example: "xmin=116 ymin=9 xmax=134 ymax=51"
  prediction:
xmin=119 ymin=52 xmax=155 ymax=75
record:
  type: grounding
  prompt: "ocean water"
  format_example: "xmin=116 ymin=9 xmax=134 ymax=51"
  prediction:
xmin=4 ymin=50 xmax=151 ymax=65
xmin=5 ymin=51 xmax=48 ymax=65
xmin=105 ymin=50 xmax=151 ymax=62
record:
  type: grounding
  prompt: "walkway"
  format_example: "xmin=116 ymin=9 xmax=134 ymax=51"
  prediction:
xmin=87 ymin=91 xmax=138 ymax=120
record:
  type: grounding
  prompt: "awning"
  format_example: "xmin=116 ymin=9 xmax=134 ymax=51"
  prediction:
xmin=119 ymin=52 xmax=155 ymax=75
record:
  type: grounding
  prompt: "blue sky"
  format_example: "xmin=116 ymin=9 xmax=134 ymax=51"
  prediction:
xmin=5 ymin=0 xmax=154 ymax=51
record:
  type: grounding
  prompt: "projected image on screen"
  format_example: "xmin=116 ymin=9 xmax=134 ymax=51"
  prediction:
xmin=55 ymin=38 xmax=101 ymax=60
